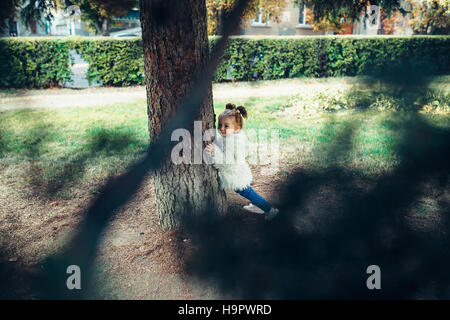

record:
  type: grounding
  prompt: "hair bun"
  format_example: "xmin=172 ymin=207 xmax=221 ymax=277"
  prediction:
xmin=225 ymin=103 xmax=236 ymax=110
xmin=236 ymin=106 xmax=248 ymax=119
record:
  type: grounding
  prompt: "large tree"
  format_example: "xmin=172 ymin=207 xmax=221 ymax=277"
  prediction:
xmin=2 ymin=0 xmax=406 ymax=233
xmin=139 ymin=0 xmax=228 ymax=230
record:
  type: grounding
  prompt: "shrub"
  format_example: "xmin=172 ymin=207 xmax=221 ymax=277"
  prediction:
xmin=0 ymin=36 xmax=448 ymax=88
xmin=69 ymin=37 xmax=145 ymax=86
xmin=0 ymin=38 xmax=72 ymax=88
xmin=213 ymin=36 xmax=450 ymax=81
xmin=285 ymin=84 xmax=450 ymax=117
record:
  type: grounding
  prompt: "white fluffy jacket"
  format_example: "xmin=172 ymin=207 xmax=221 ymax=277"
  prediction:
xmin=211 ymin=130 xmax=253 ymax=191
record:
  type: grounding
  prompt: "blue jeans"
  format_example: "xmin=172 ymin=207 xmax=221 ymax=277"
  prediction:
xmin=235 ymin=186 xmax=272 ymax=213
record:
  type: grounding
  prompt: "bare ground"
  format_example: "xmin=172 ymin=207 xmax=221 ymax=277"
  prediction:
xmin=0 ymin=159 xmax=449 ymax=299
xmin=0 ymin=160 xmax=289 ymax=299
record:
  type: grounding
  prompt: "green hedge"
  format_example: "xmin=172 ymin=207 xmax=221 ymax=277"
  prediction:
xmin=70 ymin=37 xmax=145 ymax=86
xmin=0 ymin=38 xmax=72 ymax=88
xmin=211 ymin=36 xmax=450 ymax=81
xmin=0 ymin=36 xmax=449 ymax=88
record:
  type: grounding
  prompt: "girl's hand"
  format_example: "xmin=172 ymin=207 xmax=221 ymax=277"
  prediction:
xmin=205 ymin=143 xmax=215 ymax=155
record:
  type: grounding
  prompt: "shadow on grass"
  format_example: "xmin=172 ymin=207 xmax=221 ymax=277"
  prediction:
xmin=32 ymin=128 xmax=145 ymax=198
xmin=340 ymin=59 xmax=448 ymax=113
xmin=0 ymin=117 xmax=147 ymax=199
xmin=0 ymin=109 xmax=56 ymax=159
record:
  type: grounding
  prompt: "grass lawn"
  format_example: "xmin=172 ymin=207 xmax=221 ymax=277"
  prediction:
xmin=0 ymin=78 xmax=449 ymax=199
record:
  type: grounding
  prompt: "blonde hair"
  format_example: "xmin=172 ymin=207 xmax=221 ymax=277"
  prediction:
xmin=218 ymin=103 xmax=248 ymax=129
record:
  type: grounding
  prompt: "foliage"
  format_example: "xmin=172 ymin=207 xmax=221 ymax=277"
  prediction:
xmin=20 ymin=0 xmax=56 ymax=34
xmin=0 ymin=38 xmax=72 ymax=88
xmin=206 ymin=0 xmax=288 ymax=35
xmin=286 ymin=83 xmax=450 ymax=117
xmin=406 ymin=0 xmax=449 ymax=35
xmin=301 ymin=2 xmax=350 ymax=33
xmin=211 ymin=36 xmax=450 ymax=82
xmin=378 ymin=0 xmax=449 ymax=35
xmin=70 ymin=37 xmax=145 ymax=86
xmin=299 ymin=0 xmax=407 ymax=23
xmin=0 ymin=36 xmax=448 ymax=88
xmin=57 ymin=0 xmax=137 ymax=35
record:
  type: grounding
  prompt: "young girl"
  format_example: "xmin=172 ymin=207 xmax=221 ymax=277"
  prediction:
xmin=205 ymin=103 xmax=279 ymax=221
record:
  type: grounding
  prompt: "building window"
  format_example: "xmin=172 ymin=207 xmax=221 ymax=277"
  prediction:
xmin=297 ymin=2 xmax=313 ymax=28
xmin=252 ymin=7 xmax=271 ymax=27
xmin=299 ymin=4 xmax=307 ymax=25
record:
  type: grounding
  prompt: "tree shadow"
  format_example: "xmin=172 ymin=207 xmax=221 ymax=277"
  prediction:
xmin=343 ymin=58 xmax=447 ymax=113
xmin=179 ymin=112 xmax=450 ymax=299
xmin=177 ymin=61 xmax=450 ymax=299
xmin=33 ymin=127 xmax=145 ymax=198
xmin=0 ymin=113 xmax=146 ymax=199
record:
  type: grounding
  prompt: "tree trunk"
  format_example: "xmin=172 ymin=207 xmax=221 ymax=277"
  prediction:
xmin=139 ymin=0 xmax=227 ymax=231
xmin=30 ymin=19 xmax=37 ymax=34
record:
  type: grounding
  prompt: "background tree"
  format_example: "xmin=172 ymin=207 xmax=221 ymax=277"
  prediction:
xmin=406 ymin=0 xmax=449 ymax=35
xmin=304 ymin=5 xmax=349 ymax=33
xmin=20 ymin=0 xmax=55 ymax=34
xmin=58 ymin=0 xmax=137 ymax=35
xmin=206 ymin=0 xmax=288 ymax=35
xmin=379 ymin=7 xmax=399 ymax=34
xmin=298 ymin=0 xmax=413 ymax=34
xmin=0 ymin=0 xmax=55 ymax=34
xmin=0 ymin=0 xmax=22 ymax=32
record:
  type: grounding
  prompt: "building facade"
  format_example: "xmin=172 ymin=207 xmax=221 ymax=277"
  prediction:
xmin=242 ymin=1 xmax=325 ymax=36
xmin=241 ymin=1 xmax=414 ymax=36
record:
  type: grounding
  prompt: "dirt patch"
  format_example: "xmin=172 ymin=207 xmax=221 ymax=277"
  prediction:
xmin=0 ymin=162 xmax=449 ymax=299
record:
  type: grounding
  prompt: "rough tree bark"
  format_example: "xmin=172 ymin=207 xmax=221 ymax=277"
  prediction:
xmin=139 ymin=0 xmax=227 ymax=231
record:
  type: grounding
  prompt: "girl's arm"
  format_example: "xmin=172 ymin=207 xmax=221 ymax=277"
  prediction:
xmin=211 ymin=143 xmax=225 ymax=167
xmin=205 ymin=133 xmax=225 ymax=166
xmin=219 ymin=132 xmax=248 ymax=165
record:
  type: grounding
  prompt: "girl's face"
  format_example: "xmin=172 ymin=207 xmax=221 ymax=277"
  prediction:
xmin=218 ymin=116 xmax=239 ymax=137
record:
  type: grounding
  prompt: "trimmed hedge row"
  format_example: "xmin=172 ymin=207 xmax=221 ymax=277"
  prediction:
xmin=0 ymin=36 xmax=449 ymax=88
xmin=211 ymin=36 xmax=450 ymax=81
xmin=70 ymin=38 xmax=145 ymax=86
xmin=0 ymin=38 xmax=72 ymax=88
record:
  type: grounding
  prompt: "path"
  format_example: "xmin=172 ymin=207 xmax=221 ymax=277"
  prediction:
xmin=0 ymin=78 xmax=355 ymax=111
